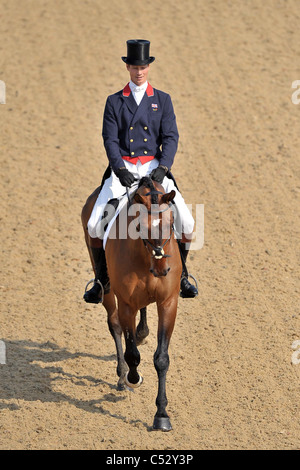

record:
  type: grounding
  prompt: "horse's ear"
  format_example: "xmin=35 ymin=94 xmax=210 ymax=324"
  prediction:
xmin=161 ymin=190 xmax=176 ymax=204
xmin=134 ymin=193 xmax=146 ymax=205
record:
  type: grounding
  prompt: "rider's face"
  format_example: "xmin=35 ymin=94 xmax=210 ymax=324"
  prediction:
xmin=126 ymin=64 xmax=150 ymax=86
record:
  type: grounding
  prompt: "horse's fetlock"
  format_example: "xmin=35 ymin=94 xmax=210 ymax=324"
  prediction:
xmin=125 ymin=349 xmax=140 ymax=369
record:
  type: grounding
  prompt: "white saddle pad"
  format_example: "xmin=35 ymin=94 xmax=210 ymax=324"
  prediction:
xmin=103 ymin=186 xmax=137 ymax=250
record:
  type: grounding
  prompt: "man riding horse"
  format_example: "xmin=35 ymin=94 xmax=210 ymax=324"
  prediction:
xmin=83 ymin=39 xmax=198 ymax=302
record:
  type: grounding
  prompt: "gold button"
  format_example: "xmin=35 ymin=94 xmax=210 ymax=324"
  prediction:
xmin=144 ymin=138 xmax=147 ymax=142
xmin=130 ymin=139 xmax=133 ymax=142
xmin=144 ymin=150 xmax=147 ymax=154
xmin=131 ymin=152 xmax=135 ymax=156
xmin=144 ymin=126 xmax=148 ymax=130
xmin=130 ymin=126 xmax=133 ymax=130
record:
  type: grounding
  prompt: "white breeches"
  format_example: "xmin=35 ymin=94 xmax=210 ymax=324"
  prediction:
xmin=87 ymin=158 xmax=194 ymax=240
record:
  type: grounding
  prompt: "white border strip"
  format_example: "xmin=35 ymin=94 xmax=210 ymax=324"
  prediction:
xmin=0 ymin=340 xmax=6 ymax=364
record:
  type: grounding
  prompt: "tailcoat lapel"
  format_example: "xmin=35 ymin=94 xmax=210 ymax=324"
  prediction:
xmin=121 ymin=83 xmax=138 ymax=115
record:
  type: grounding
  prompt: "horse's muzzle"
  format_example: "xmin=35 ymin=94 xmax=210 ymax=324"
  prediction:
xmin=150 ymin=267 xmax=170 ymax=277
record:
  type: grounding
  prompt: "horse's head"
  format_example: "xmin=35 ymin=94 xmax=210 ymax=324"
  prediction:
xmin=134 ymin=177 xmax=176 ymax=277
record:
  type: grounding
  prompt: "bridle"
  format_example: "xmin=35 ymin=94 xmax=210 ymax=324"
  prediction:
xmin=141 ymin=189 xmax=174 ymax=260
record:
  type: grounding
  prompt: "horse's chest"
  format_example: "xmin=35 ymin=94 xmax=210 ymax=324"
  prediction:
xmin=136 ymin=277 xmax=158 ymax=303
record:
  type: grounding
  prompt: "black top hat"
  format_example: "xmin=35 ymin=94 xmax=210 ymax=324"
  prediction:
xmin=122 ymin=39 xmax=155 ymax=66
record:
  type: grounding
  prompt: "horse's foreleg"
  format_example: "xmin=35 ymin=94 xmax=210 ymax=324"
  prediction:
xmin=153 ymin=299 xmax=177 ymax=432
xmin=104 ymin=294 xmax=128 ymax=391
xmin=119 ymin=303 xmax=142 ymax=388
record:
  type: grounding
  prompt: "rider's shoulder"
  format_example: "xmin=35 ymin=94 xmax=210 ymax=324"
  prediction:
xmin=106 ymin=89 xmax=123 ymax=101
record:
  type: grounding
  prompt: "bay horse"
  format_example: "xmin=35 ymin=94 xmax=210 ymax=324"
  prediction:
xmin=81 ymin=176 xmax=182 ymax=431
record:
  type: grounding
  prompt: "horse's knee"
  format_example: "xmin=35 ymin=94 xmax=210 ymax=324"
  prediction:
xmin=107 ymin=310 xmax=122 ymax=336
xmin=154 ymin=350 xmax=169 ymax=374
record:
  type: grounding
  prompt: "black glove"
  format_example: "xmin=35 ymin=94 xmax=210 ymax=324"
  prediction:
xmin=150 ymin=165 xmax=168 ymax=183
xmin=115 ymin=167 xmax=136 ymax=187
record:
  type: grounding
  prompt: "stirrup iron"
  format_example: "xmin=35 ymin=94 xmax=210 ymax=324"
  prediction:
xmin=180 ymin=273 xmax=199 ymax=298
xmin=186 ymin=274 xmax=198 ymax=291
xmin=84 ymin=278 xmax=105 ymax=303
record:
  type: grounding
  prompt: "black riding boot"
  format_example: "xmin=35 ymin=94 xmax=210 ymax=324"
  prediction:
xmin=83 ymin=247 xmax=110 ymax=304
xmin=178 ymin=241 xmax=198 ymax=298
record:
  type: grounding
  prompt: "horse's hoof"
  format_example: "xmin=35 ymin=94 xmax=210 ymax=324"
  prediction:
xmin=136 ymin=328 xmax=149 ymax=346
xmin=152 ymin=416 xmax=172 ymax=431
xmin=117 ymin=381 xmax=126 ymax=391
xmin=136 ymin=337 xmax=148 ymax=346
xmin=152 ymin=416 xmax=172 ymax=432
xmin=124 ymin=371 xmax=143 ymax=389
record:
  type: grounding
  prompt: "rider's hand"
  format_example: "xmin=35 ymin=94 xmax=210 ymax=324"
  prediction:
xmin=150 ymin=165 xmax=168 ymax=183
xmin=115 ymin=167 xmax=136 ymax=187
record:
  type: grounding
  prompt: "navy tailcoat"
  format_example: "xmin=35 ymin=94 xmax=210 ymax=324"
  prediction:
xmin=102 ymin=83 xmax=179 ymax=173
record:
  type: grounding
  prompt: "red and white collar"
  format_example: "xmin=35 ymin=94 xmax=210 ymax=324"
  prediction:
xmin=123 ymin=82 xmax=154 ymax=97
xmin=129 ymin=80 xmax=148 ymax=94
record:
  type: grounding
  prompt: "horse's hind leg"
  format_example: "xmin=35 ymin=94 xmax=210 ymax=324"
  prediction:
xmin=153 ymin=299 xmax=177 ymax=432
xmin=136 ymin=307 xmax=149 ymax=346
xmin=103 ymin=294 xmax=128 ymax=391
